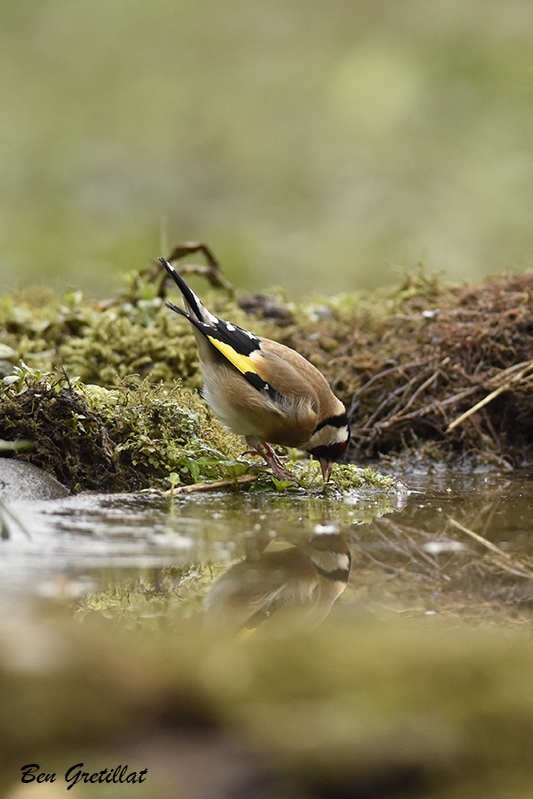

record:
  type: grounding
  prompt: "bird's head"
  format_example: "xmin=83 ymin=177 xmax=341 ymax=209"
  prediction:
xmin=306 ymin=414 xmax=351 ymax=481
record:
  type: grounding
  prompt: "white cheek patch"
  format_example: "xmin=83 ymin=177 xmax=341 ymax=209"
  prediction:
xmin=305 ymin=424 xmax=349 ymax=451
xmin=309 ymin=550 xmax=350 ymax=578
xmin=336 ymin=554 xmax=351 ymax=573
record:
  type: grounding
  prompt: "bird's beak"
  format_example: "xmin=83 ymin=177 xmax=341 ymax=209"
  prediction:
xmin=320 ymin=458 xmax=334 ymax=482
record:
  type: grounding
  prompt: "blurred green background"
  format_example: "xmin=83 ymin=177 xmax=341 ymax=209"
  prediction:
xmin=2 ymin=0 xmax=533 ymax=298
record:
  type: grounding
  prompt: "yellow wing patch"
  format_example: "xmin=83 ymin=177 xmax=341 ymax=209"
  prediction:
xmin=207 ymin=336 xmax=260 ymax=377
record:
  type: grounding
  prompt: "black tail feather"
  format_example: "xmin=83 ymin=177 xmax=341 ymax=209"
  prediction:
xmin=165 ymin=301 xmax=189 ymax=318
xmin=165 ymin=301 xmax=213 ymax=341
xmin=159 ymin=257 xmax=204 ymax=321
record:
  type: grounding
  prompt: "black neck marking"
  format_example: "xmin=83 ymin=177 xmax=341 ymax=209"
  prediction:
xmin=315 ymin=565 xmax=350 ymax=583
xmin=314 ymin=413 xmax=349 ymax=433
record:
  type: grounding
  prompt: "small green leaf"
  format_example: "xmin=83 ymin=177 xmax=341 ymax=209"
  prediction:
xmin=222 ymin=460 xmax=249 ymax=478
xmin=168 ymin=472 xmax=180 ymax=490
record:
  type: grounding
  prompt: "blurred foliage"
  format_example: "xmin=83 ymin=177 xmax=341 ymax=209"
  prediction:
xmin=1 ymin=0 xmax=533 ymax=296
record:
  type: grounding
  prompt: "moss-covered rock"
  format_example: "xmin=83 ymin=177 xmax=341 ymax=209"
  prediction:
xmin=0 ymin=369 xmax=244 ymax=492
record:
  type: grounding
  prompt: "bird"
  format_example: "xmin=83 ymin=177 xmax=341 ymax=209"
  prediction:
xmin=203 ymin=534 xmax=352 ymax=635
xmin=160 ymin=257 xmax=350 ymax=481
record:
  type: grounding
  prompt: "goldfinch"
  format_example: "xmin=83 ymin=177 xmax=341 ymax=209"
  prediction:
xmin=203 ymin=534 xmax=351 ymax=635
xmin=160 ymin=257 xmax=350 ymax=481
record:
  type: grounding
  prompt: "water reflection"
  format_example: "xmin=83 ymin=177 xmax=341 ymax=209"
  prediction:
xmin=0 ymin=486 xmax=398 ymax=598
xmin=203 ymin=534 xmax=351 ymax=635
xmin=1 ymin=469 xmax=533 ymax=623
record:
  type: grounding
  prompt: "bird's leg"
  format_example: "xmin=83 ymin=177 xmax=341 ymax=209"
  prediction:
xmin=243 ymin=440 xmax=296 ymax=482
xmin=242 ymin=448 xmax=288 ymax=462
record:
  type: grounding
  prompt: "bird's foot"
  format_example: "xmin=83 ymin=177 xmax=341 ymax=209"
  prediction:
xmin=242 ymin=449 xmax=288 ymax=462
xmin=243 ymin=443 xmax=296 ymax=483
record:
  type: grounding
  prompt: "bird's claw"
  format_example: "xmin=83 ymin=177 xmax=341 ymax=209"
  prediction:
xmin=243 ymin=444 xmax=297 ymax=483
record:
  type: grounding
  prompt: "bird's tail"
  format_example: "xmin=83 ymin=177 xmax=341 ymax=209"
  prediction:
xmin=159 ymin=257 xmax=205 ymax=321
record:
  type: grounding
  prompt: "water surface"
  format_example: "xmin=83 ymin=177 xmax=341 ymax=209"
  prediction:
xmin=3 ymin=468 xmax=533 ymax=618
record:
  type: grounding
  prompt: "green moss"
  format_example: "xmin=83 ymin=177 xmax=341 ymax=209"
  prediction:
xmin=0 ymin=281 xmax=203 ymax=388
xmin=0 ymin=364 xmax=397 ymax=494
xmin=261 ymin=457 xmax=395 ymax=495
xmin=0 ymin=271 xmax=277 ymax=390
xmin=0 ymin=368 xmax=244 ymax=492
xmin=77 ymin=564 xmax=214 ymax=629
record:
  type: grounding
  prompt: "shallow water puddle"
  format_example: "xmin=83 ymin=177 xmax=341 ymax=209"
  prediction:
xmin=0 ymin=486 xmax=399 ymax=594
xmin=2 ymin=468 xmax=533 ymax=622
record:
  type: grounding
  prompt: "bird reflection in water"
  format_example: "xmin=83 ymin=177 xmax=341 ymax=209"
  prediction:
xmin=203 ymin=534 xmax=351 ymax=636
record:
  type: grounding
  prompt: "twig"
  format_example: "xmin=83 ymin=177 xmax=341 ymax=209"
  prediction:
xmin=447 ymin=518 xmax=510 ymax=557
xmin=378 ymin=370 xmax=441 ymax=430
xmin=364 ymin=365 xmax=439 ymax=431
xmin=448 ymin=517 xmax=533 ymax=579
xmin=348 ymin=361 xmax=431 ymax=416
xmin=447 ymin=384 xmax=509 ymax=432
xmin=164 ymin=474 xmax=258 ymax=495
xmin=356 ymin=358 xmax=533 ymax=439
xmin=447 ymin=360 xmax=533 ymax=432
xmin=166 ymin=242 xmax=236 ymax=295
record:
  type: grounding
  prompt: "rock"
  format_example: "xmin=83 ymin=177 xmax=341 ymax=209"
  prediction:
xmin=0 ymin=459 xmax=70 ymax=501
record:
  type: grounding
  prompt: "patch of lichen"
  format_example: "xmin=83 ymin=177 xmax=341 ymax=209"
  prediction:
xmin=0 ymin=369 xmax=244 ymax=492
